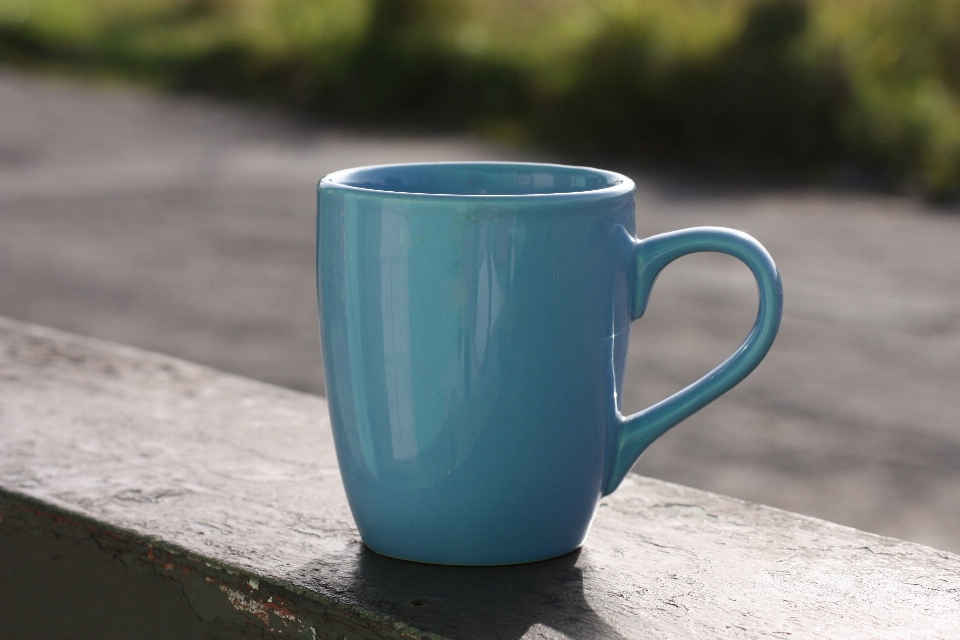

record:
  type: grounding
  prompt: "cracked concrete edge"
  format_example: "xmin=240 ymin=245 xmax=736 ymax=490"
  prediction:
xmin=5 ymin=314 xmax=960 ymax=638
xmin=0 ymin=490 xmax=444 ymax=640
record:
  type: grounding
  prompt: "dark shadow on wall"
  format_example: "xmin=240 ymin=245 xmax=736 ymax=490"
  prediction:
xmin=293 ymin=545 xmax=624 ymax=639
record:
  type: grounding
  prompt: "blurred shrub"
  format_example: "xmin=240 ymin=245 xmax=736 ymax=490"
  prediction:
xmin=1 ymin=0 xmax=959 ymax=197
xmin=533 ymin=1 xmax=850 ymax=171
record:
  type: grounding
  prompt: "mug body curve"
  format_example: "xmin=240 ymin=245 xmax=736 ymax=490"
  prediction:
xmin=317 ymin=163 xmax=637 ymax=565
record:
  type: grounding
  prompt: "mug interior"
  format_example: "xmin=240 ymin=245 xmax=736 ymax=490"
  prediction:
xmin=323 ymin=162 xmax=626 ymax=196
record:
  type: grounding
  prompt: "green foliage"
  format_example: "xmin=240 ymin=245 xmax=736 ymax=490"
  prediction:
xmin=533 ymin=1 xmax=850 ymax=169
xmin=2 ymin=0 xmax=959 ymax=196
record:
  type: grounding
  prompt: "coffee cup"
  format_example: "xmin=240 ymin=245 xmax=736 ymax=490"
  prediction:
xmin=317 ymin=162 xmax=782 ymax=565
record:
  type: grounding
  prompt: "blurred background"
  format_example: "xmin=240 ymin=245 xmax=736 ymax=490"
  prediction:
xmin=2 ymin=0 xmax=960 ymax=551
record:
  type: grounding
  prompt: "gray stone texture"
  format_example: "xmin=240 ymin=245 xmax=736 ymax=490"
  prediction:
xmin=2 ymin=69 xmax=960 ymax=553
xmin=2 ymin=317 xmax=959 ymax=639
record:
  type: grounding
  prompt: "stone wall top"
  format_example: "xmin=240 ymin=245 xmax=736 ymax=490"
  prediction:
xmin=1 ymin=316 xmax=958 ymax=638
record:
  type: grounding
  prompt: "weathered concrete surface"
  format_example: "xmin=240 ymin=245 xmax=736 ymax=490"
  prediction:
xmin=2 ymin=69 xmax=960 ymax=552
xmin=2 ymin=316 xmax=959 ymax=639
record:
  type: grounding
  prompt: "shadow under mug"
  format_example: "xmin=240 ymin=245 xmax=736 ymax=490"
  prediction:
xmin=317 ymin=162 xmax=782 ymax=565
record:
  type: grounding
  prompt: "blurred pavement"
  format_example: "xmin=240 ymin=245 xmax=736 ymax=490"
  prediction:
xmin=3 ymin=70 xmax=960 ymax=552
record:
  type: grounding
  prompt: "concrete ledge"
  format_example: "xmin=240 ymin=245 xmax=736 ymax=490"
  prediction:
xmin=2 ymin=316 xmax=959 ymax=639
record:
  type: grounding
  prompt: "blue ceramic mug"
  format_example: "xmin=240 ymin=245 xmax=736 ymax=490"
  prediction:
xmin=318 ymin=162 xmax=782 ymax=565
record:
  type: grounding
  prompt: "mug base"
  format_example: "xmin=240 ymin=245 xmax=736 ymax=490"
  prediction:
xmin=361 ymin=541 xmax=584 ymax=567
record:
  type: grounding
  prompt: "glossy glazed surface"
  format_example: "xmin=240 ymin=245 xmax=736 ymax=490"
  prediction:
xmin=317 ymin=162 xmax=782 ymax=565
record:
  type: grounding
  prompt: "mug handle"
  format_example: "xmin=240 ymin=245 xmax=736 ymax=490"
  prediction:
xmin=602 ymin=227 xmax=783 ymax=496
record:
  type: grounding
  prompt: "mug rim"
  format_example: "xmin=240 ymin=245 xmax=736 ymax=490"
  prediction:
xmin=319 ymin=161 xmax=635 ymax=201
